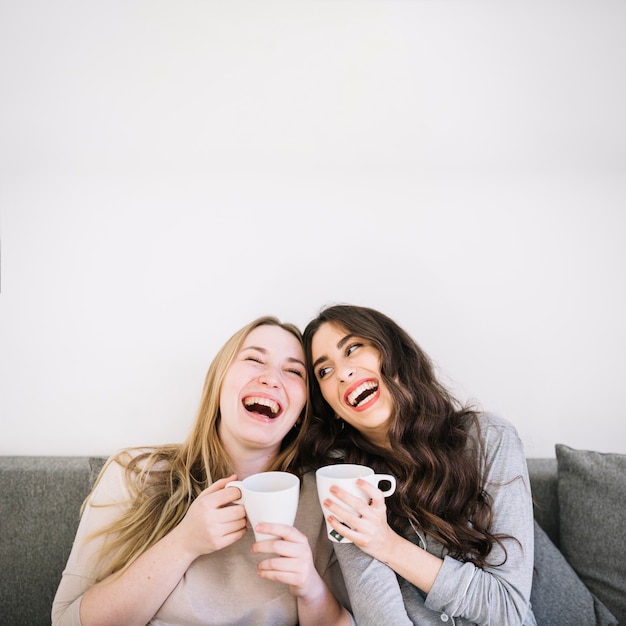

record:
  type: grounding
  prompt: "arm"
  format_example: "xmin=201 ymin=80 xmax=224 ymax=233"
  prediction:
xmin=422 ymin=417 xmax=534 ymax=625
xmin=323 ymin=481 xmax=443 ymax=593
xmin=333 ymin=542 xmax=413 ymax=626
xmin=324 ymin=415 xmax=535 ymax=626
xmin=52 ymin=461 xmax=247 ymax=626
xmin=79 ymin=523 xmax=207 ymax=626
xmin=253 ymin=522 xmax=353 ymax=626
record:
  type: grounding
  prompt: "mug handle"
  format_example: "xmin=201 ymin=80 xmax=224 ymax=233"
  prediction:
xmin=373 ymin=474 xmax=396 ymax=497
xmin=226 ymin=480 xmax=244 ymax=504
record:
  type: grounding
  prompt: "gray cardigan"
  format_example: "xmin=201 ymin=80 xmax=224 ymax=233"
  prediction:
xmin=333 ymin=413 xmax=537 ymax=626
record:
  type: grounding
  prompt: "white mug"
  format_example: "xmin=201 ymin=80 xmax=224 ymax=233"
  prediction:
xmin=316 ymin=463 xmax=396 ymax=543
xmin=227 ymin=471 xmax=300 ymax=542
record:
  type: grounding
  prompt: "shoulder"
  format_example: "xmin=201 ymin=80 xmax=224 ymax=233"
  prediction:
xmin=98 ymin=446 xmax=162 ymax=479
xmin=469 ymin=412 xmax=523 ymax=450
xmin=89 ymin=446 xmax=163 ymax=505
xmin=468 ymin=412 xmax=528 ymax=476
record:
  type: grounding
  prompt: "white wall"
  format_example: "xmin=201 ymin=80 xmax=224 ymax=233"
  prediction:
xmin=1 ymin=0 xmax=624 ymax=458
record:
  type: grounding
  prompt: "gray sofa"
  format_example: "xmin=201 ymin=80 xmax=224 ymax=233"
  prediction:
xmin=0 ymin=451 xmax=623 ymax=625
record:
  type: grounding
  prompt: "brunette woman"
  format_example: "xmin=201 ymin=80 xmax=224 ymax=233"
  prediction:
xmin=301 ymin=304 xmax=536 ymax=626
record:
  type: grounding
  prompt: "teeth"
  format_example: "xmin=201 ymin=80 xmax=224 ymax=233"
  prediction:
xmin=244 ymin=396 xmax=279 ymax=415
xmin=347 ymin=381 xmax=378 ymax=407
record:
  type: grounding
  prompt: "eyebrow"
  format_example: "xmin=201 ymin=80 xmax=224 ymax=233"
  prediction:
xmin=243 ymin=345 xmax=305 ymax=369
xmin=312 ymin=333 xmax=354 ymax=371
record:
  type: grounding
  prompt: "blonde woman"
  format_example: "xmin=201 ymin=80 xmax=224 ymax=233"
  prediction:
xmin=52 ymin=317 xmax=353 ymax=626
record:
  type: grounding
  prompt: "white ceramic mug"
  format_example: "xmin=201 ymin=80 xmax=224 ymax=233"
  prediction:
xmin=227 ymin=471 xmax=300 ymax=542
xmin=316 ymin=463 xmax=396 ymax=543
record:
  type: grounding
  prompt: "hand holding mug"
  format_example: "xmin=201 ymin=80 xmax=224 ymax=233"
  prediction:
xmin=252 ymin=522 xmax=323 ymax=598
xmin=316 ymin=464 xmax=396 ymax=544
xmin=226 ymin=471 xmax=300 ymax=542
xmin=177 ymin=475 xmax=248 ymax=557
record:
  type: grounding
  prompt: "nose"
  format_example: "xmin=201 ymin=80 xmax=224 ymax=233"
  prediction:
xmin=259 ymin=366 xmax=280 ymax=388
xmin=339 ymin=365 xmax=355 ymax=383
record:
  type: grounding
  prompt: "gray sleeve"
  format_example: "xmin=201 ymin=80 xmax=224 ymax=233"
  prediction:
xmin=333 ymin=542 xmax=413 ymax=626
xmin=423 ymin=414 xmax=535 ymax=626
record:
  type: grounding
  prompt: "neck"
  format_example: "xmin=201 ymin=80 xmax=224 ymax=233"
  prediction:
xmin=223 ymin=441 xmax=280 ymax=480
xmin=232 ymin=455 xmax=276 ymax=479
xmin=361 ymin=426 xmax=391 ymax=450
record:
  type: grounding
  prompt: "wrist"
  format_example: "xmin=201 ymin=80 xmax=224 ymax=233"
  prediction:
xmin=369 ymin=528 xmax=404 ymax=567
xmin=292 ymin=570 xmax=326 ymax=601
xmin=165 ymin=523 xmax=201 ymax=564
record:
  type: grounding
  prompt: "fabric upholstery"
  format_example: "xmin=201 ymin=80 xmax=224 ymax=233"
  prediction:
xmin=0 ymin=456 xmax=102 ymax=626
xmin=1 ymin=452 xmax=622 ymax=625
xmin=556 ymin=444 xmax=626 ymax=625
xmin=530 ymin=519 xmax=617 ymax=625
xmin=527 ymin=457 xmax=560 ymax=547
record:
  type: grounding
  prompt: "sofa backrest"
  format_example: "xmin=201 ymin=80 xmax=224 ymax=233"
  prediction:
xmin=0 ymin=455 xmax=559 ymax=625
xmin=527 ymin=457 xmax=559 ymax=547
xmin=0 ymin=456 xmax=106 ymax=626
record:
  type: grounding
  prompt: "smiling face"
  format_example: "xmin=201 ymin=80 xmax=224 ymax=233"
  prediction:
xmin=310 ymin=321 xmax=394 ymax=448
xmin=218 ymin=324 xmax=307 ymax=460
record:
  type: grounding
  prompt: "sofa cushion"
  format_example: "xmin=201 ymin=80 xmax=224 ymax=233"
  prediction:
xmin=527 ymin=457 xmax=559 ymax=547
xmin=0 ymin=456 xmax=96 ymax=626
xmin=556 ymin=444 xmax=626 ymax=624
xmin=531 ymin=520 xmax=617 ymax=625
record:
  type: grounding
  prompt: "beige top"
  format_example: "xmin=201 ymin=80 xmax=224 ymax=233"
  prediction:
xmin=52 ymin=455 xmax=348 ymax=626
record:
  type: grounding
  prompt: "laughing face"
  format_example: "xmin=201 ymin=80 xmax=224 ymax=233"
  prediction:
xmin=218 ymin=324 xmax=307 ymax=457
xmin=310 ymin=321 xmax=393 ymax=448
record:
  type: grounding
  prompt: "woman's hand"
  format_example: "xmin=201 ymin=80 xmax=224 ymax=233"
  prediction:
xmin=323 ymin=478 xmax=398 ymax=564
xmin=173 ymin=475 xmax=247 ymax=559
xmin=324 ymin=479 xmax=444 ymax=594
xmin=252 ymin=523 xmax=325 ymax=599
xmin=253 ymin=524 xmax=353 ymax=625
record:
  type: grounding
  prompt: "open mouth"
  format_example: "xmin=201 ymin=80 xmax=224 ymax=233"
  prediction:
xmin=346 ymin=380 xmax=379 ymax=408
xmin=243 ymin=396 xmax=281 ymax=419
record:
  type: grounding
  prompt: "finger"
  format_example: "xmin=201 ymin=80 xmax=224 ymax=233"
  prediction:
xmin=325 ymin=489 xmax=369 ymax=518
xmin=326 ymin=513 xmax=367 ymax=540
xmin=322 ymin=498 xmax=360 ymax=525
xmin=256 ymin=562 xmax=307 ymax=588
xmin=254 ymin=523 xmax=305 ymax=543
xmin=251 ymin=526 xmax=305 ymax=555
xmin=257 ymin=553 xmax=305 ymax=572
xmin=254 ymin=540 xmax=299 ymax=561
xmin=219 ymin=502 xmax=247 ymax=522
xmin=220 ymin=518 xmax=248 ymax=536
xmin=212 ymin=480 xmax=246 ymax=507
xmin=325 ymin=503 xmax=364 ymax=534
xmin=325 ymin=515 xmax=361 ymax=545
xmin=251 ymin=524 xmax=309 ymax=556
xmin=196 ymin=478 xmax=245 ymax=509
xmin=197 ymin=476 xmax=241 ymax=504
xmin=219 ymin=488 xmax=245 ymax=508
xmin=355 ymin=478 xmax=385 ymax=505
xmin=206 ymin=475 xmax=238 ymax=494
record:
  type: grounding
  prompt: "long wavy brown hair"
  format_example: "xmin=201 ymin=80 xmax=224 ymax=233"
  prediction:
xmin=84 ymin=316 xmax=310 ymax=582
xmin=300 ymin=304 xmax=510 ymax=569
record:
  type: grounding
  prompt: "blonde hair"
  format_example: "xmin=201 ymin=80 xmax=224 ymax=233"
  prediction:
xmin=85 ymin=316 xmax=310 ymax=582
